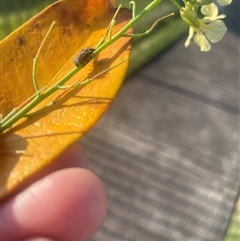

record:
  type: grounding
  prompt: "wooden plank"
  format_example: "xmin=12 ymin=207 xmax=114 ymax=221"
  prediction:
xmin=82 ymin=22 xmax=239 ymax=241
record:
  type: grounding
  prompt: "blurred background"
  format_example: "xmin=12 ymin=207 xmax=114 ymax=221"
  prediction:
xmin=1 ymin=0 xmax=239 ymax=240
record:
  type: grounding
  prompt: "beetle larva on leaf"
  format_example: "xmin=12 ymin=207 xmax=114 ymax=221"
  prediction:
xmin=74 ymin=47 xmax=95 ymax=67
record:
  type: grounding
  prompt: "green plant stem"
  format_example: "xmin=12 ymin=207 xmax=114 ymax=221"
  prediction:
xmin=93 ymin=0 xmax=164 ymax=56
xmin=0 ymin=66 xmax=79 ymax=133
xmin=0 ymin=0 xmax=170 ymax=133
xmin=168 ymin=0 xmax=182 ymax=10
xmin=32 ymin=21 xmax=56 ymax=93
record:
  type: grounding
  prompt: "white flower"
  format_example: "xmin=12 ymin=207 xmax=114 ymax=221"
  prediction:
xmin=197 ymin=0 xmax=232 ymax=6
xmin=201 ymin=2 xmax=227 ymax=19
xmin=180 ymin=3 xmax=227 ymax=52
xmin=215 ymin=0 xmax=232 ymax=6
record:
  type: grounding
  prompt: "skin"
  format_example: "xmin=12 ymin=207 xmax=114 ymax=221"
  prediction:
xmin=0 ymin=143 xmax=108 ymax=241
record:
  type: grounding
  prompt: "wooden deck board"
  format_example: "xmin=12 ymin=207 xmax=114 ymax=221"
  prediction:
xmin=82 ymin=4 xmax=239 ymax=241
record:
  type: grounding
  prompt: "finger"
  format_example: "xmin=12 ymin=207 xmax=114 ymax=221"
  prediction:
xmin=45 ymin=142 xmax=89 ymax=170
xmin=8 ymin=142 xmax=89 ymax=196
xmin=1 ymin=168 xmax=107 ymax=241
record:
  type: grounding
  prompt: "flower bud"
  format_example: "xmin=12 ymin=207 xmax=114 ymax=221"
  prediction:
xmin=180 ymin=7 xmax=199 ymax=29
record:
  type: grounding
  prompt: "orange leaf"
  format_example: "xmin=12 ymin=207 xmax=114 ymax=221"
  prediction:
xmin=0 ymin=0 xmax=132 ymax=200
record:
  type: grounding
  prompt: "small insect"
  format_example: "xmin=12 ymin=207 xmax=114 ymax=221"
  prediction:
xmin=74 ymin=47 xmax=95 ymax=67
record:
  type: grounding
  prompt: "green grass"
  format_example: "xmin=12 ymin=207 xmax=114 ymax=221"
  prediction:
xmin=0 ymin=0 xmax=55 ymax=39
xmin=224 ymin=200 xmax=240 ymax=241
